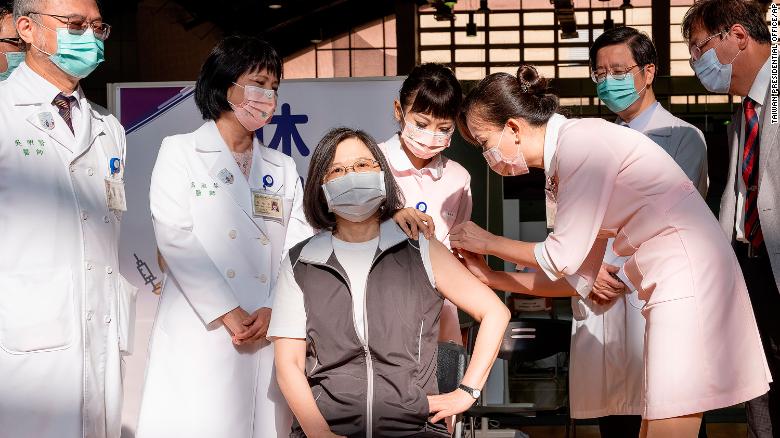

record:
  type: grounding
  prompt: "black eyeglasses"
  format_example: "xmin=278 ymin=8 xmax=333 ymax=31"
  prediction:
xmin=0 ymin=37 xmax=24 ymax=50
xmin=29 ymin=12 xmax=111 ymax=41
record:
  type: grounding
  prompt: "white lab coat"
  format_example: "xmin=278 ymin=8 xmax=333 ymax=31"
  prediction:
xmin=568 ymin=103 xmax=708 ymax=419
xmin=0 ymin=63 xmax=134 ymax=438
xmin=136 ymin=121 xmax=312 ymax=438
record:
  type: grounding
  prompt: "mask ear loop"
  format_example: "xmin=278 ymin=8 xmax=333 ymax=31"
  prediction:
xmin=633 ymin=66 xmax=649 ymax=96
xmin=714 ymin=31 xmax=743 ymax=66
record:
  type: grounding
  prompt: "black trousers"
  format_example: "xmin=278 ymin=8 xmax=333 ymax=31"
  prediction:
xmin=597 ymin=415 xmax=708 ymax=438
xmin=735 ymin=242 xmax=780 ymax=438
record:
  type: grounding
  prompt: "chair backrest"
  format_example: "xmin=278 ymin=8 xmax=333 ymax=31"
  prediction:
xmin=468 ymin=318 xmax=571 ymax=362
xmin=437 ymin=341 xmax=468 ymax=393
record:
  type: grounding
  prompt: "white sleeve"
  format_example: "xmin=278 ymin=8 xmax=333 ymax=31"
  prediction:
xmin=150 ymin=138 xmax=239 ymax=326
xmin=283 ymin=172 xmax=314 ymax=259
xmin=267 ymin=255 xmax=307 ymax=340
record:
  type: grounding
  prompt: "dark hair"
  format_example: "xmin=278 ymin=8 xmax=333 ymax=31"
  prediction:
xmin=1 ymin=0 xmax=12 ymax=23
xmin=457 ymin=64 xmax=559 ymax=145
xmin=399 ymin=63 xmax=462 ymax=121
xmin=589 ymin=26 xmax=658 ymax=70
xmin=682 ymin=0 xmax=770 ymax=44
xmin=194 ymin=35 xmax=283 ymax=121
xmin=303 ymin=127 xmax=405 ymax=231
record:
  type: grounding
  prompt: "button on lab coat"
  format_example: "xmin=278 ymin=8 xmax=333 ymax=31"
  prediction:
xmin=0 ymin=64 xmax=133 ymax=438
xmin=136 ymin=121 xmax=312 ymax=438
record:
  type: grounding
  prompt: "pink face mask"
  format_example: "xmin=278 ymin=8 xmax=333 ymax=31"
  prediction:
xmin=230 ymin=82 xmax=276 ymax=131
xmin=400 ymin=114 xmax=453 ymax=160
xmin=482 ymin=126 xmax=529 ymax=176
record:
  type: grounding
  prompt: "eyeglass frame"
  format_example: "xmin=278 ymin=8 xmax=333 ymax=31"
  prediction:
xmin=324 ymin=158 xmax=381 ymax=181
xmin=590 ymin=64 xmax=644 ymax=84
xmin=688 ymin=29 xmax=728 ymax=66
xmin=0 ymin=37 xmax=24 ymax=51
xmin=27 ymin=12 xmax=111 ymax=41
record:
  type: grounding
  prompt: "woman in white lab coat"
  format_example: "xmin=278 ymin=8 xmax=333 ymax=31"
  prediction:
xmin=136 ymin=36 xmax=312 ymax=438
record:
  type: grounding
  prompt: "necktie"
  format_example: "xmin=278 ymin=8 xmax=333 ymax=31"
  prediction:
xmin=742 ymin=97 xmax=763 ymax=250
xmin=52 ymin=93 xmax=77 ymax=134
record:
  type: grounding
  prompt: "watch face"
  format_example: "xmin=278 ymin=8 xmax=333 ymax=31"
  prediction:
xmin=472 ymin=389 xmax=481 ymax=399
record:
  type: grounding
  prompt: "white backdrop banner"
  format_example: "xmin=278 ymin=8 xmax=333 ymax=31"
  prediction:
xmin=109 ymin=77 xmax=405 ymax=434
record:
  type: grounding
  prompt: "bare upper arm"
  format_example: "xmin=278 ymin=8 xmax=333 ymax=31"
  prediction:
xmin=429 ymin=238 xmax=508 ymax=323
xmin=273 ymin=337 xmax=307 ymax=372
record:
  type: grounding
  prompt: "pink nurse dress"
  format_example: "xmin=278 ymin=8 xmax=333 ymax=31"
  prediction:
xmin=536 ymin=118 xmax=771 ymax=420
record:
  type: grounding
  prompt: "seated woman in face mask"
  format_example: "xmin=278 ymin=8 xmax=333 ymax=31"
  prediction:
xmin=268 ymin=127 xmax=510 ymax=438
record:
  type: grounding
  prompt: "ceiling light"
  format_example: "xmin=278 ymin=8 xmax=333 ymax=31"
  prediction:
xmin=311 ymin=28 xmax=323 ymax=44
xmin=268 ymin=1 xmax=283 ymax=9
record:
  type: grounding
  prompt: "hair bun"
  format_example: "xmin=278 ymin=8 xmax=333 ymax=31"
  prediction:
xmin=516 ymin=64 xmax=548 ymax=96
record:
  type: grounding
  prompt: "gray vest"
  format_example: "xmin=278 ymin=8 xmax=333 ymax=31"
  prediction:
xmin=287 ymin=221 xmax=449 ymax=438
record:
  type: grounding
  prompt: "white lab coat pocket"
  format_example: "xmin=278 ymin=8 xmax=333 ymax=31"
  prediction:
xmin=571 ymin=296 xmax=591 ymax=321
xmin=626 ymin=289 xmax=646 ymax=310
xmin=0 ymin=270 xmax=75 ymax=353
xmin=117 ymin=274 xmax=139 ymax=355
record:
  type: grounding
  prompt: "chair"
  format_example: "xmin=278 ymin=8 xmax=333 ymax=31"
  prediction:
xmin=462 ymin=318 xmax=574 ymax=438
xmin=438 ymin=341 xmax=468 ymax=437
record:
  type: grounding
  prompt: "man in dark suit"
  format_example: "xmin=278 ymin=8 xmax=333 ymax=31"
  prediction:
xmin=684 ymin=1 xmax=780 ymax=436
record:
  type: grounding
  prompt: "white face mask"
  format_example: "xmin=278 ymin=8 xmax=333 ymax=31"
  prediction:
xmin=321 ymin=171 xmax=387 ymax=222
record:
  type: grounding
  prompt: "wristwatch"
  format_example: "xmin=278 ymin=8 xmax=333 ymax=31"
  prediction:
xmin=458 ymin=383 xmax=482 ymax=399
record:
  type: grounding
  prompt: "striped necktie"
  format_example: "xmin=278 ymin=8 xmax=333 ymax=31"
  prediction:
xmin=742 ymin=96 xmax=763 ymax=249
xmin=52 ymin=93 xmax=77 ymax=134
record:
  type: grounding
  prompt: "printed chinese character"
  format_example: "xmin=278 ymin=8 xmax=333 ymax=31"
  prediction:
xmin=259 ymin=103 xmax=310 ymax=157
xmin=23 ymin=148 xmax=29 ymax=156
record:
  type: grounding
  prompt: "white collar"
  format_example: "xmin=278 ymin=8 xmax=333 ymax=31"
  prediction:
xmin=543 ymin=113 xmax=567 ymax=174
xmin=385 ymin=133 xmax=444 ymax=180
xmin=12 ymin=62 xmax=83 ymax=106
xmin=746 ymin=56 xmax=771 ymax=106
xmin=619 ymin=101 xmax=660 ymax=132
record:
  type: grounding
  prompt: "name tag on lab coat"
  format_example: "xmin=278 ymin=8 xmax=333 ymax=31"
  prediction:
xmin=105 ymin=177 xmax=127 ymax=211
xmin=252 ymin=190 xmax=283 ymax=222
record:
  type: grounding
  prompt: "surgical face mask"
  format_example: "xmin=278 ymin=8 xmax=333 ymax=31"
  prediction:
xmin=0 ymin=51 xmax=25 ymax=81
xmin=321 ymin=171 xmax=386 ymax=222
xmin=482 ymin=126 xmax=529 ymax=176
xmin=596 ymin=68 xmax=647 ymax=113
xmin=692 ymin=38 xmax=742 ymax=94
xmin=32 ymin=21 xmax=104 ymax=79
xmin=230 ymin=82 xmax=277 ymax=131
xmin=400 ymin=112 xmax=453 ymax=160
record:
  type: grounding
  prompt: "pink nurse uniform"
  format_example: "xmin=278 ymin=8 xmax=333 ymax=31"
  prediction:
xmin=379 ymin=134 xmax=472 ymax=248
xmin=536 ymin=118 xmax=771 ymax=420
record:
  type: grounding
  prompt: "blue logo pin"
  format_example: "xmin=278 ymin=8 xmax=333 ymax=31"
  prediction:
xmin=109 ymin=157 xmax=121 ymax=175
xmin=262 ymin=175 xmax=274 ymax=189
xmin=416 ymin=201 xmax=428 ymax=213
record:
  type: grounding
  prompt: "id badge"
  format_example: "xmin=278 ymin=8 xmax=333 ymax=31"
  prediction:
xmin=252 ymin=189 xmax=283 ymax=222
xmin=105 ymin=177 xmax=127 ymax=211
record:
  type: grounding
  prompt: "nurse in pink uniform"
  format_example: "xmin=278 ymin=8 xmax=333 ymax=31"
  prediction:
xmin=449 ymin=65 xmax=770 ymax=438
xmin=379 ymin=63 xmax=472 ymax=345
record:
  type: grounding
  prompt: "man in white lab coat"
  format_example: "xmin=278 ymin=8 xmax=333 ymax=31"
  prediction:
xmin=0 ymin=1 xmax=134 ymax=437
xmin=569 ymin=26 xmax=708 ymax=438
